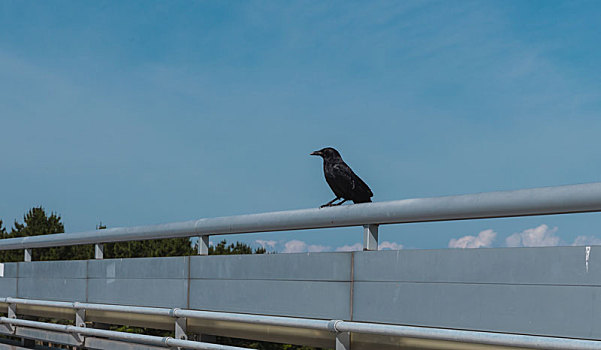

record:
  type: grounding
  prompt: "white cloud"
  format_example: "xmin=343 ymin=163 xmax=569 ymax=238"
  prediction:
xmin=505 ymin=224 xmax=559 ymax=247
xmin=449 ymin=229 xmax=496 ymax=248
xmin=282 ymin=240 xmax=330 ymax=253
xmin=334 ymin=241 xmax=403 ymax=251
xmin=336 ymin=243 xmax=363 ymax=252
xmin=255 ymin=239 xmax=277 ymax=249
xmin=379 ymin=241 xmax=404 ymax=250
xmin=572 ymin=235 xmax=601 ymax=246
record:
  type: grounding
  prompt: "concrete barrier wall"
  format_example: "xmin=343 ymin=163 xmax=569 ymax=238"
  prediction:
xmin=0 ymin=246 xmax=599 ymax=340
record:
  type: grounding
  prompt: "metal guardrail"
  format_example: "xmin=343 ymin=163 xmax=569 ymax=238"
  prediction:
xmin=3 ymin=182 xmax=601 ymax=260
xmin=2 ymin=297 xmax=601 ymax=350
xmin=4 ymin=183 xmax=601 ymax=349
xmin=0 ymin=318 xmax=249 ymax=350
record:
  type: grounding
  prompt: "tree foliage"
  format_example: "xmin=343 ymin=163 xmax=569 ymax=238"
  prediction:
xmin=0 ymin=207 xmax=94 ymax=262
xmin=209 ymin=239 xmax=266 ymax=255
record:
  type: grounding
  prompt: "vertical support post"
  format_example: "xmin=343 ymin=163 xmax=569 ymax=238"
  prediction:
xmin=74 ymin=308 xmax=86 ymax=344
xmin=175 ymin=317 xmax=188 ymax=342
xmin=7 ymin=303 xmax=16 ymax=333
xmin=363 ymin=224 xmax=379 ymax=251
xmin=8 ymin=303 xmax=16 ymax=319
xmin=197 ymin=235 xmax=209 ymax=256
xmin=336 ymin=331 xmax=350 ymax=350
xmin=75 ymin=308 xmax=86 ymax=328
xmin=24 ymin=249 xmax=32 ymax=262
xmin=95 ymin=243 xmax=104 ymax=259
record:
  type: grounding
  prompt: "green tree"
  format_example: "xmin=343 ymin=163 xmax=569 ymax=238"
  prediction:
xmin=208 ymin=239 xmax=266 ymax=255
xmin=101 ymin=222 xmax=196 ymax=258
xmin=0 ymin=207 xmax=94 ymax=262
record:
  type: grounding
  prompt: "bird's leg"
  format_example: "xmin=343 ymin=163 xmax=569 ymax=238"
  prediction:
xmin=332 ymin=199 xmax=348 ymax=206
xmin=320 ymin=197 xmax=340 ymax=208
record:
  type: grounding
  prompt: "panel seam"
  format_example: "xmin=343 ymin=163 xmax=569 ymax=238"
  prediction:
xmin=350 ymin=252 xmax=354 ymax=321
xmin=186 ymin=256 xmax=191 ymax=309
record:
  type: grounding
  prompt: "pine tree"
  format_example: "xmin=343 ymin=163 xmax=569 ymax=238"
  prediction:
xmin=101 ymin=222 xmax=196 ymax=259
xmin=0 ymin=207 xmax=86 ymax=262
xmin=208 ymin=240 xmax=266 ymax=255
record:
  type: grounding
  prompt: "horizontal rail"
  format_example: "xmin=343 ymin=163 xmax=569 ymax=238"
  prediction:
xmin=2 ymin=182 xmax=601 ymax=250
xmin=4 ymin=298 xmax=601 ymax=349
xmin=2 ymin=297 xmax=331 ymax=331
xmin=0 ymin=317 xmax=250 ymax=350
xmin=335 ymin=322 xmax=601 ymax=350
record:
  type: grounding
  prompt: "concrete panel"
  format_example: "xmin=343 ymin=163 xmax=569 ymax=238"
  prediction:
xmin=0 ymin=278 xmax=17 ymax=297
xmin=16 ymin=327 xmax=80 ymax=346
xmin=191 ymin=252 xmax=351 ymax=281
xmin=88 ymin=278 xmax=188 ymax=308
xmin=353 ymin=281 xmax=601 ymax=340
xmin=354 ymin=246 xmax=601 ymax=285
xmin=190 ymin=279 xmax=350 ymax=319
xmin=0 ymin=263 xmax=17 ymax=278
xmin=88 ymin=256 xmax=188 ymax=279
xmin=18 ymin=260 xmax=86 ymax=278
xmin=17 ymin=277 xmax=86 ymax=302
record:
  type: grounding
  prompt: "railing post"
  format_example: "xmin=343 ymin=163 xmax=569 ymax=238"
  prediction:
xmin=174 ymin=315 xmax=188 ymax=349
xmin=74 ymin=307 xmax=86 ymax=344
xmin=75 ymin=308 xmax=86 ymax=328
xmin=24 ymin=249 xmax=32 ymax=262
xmin=175 ymin=316 xmax=187 ymax=340
xmin=336 ymin=331 xmax=351 ymax=350
xmin=95 ymin=243 xmax=104 ymax=259
xmin=197 ymin=235 xmax=209 ymax=256
xmin=363 ymin=224 xmax=379 ymax=251
xmin=329 ymin=320 xmax=350 ymax=350
xmin=6 ymin=303 xmax=16 ymax=334
xmin=8 ymin=303 xmax=16 ymax=319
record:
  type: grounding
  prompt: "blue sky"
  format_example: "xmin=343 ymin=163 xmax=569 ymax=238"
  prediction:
xmin=1 ymin=1 xmax=601 ymax=252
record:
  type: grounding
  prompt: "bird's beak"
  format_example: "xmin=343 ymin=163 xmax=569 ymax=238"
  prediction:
xmin=310 ymin=150 xmax=322 ymax=156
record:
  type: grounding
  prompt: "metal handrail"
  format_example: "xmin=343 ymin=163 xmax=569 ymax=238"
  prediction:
xmin=0 ymin=317 xmax=250 ymax=350
xmin=2 ymin=182 xmax=601 ymax=251
xmin=2 ymin=297 xmax=601 ymax=349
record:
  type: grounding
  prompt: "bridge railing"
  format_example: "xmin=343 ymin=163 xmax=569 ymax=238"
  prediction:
xmin=3 ymin=182 xmax=601 ymax=260
xmin=3 ymin=297 xmax=601 ymax=350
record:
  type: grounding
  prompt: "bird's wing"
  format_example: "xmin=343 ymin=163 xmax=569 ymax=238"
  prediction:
xmin=351 ymin=171 xmax=373 ymax=198
xmin=326 ymin=163 xmax=354 ymax=196
xmin=332 ymin=163 xmax=373 ymax=199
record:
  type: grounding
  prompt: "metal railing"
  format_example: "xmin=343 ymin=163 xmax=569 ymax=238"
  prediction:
xmin=2 ymin=297 xmax=601 ymax=350
xmin=2 ymin=182 xmax=601 ymax=260
xmin=3 ymin=183 xmax=601 ymax=349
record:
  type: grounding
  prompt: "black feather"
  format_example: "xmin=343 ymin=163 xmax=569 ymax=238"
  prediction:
xmin=311 ymin=147 xmax=373 ymax=206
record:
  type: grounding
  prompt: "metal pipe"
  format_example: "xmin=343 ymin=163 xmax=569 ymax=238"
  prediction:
xmin=3 ymin=298 xmax=173 ymax=317
xmin=3 ymin=297 xmax=331 ymax=331
xmin=1 ymin=182 xmax=600 ymax=250
xmin=5 ymin=297 xmax=601 ymax=349
xmin=334 ymin=321 xmax=601 ymax=350
xmin=173 ymin=309 xmax=331 ymax=331
xmin=0 ymin=317 xmax=251 ymax=350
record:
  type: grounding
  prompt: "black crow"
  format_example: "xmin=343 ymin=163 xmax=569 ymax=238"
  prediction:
xmin=311 ymin=147 xmax=373 ymax=208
